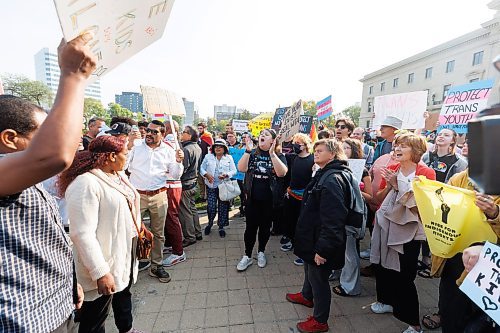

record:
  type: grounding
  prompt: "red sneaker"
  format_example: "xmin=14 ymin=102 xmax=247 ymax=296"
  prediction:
xmin=286 ymin=292 xmax=314 ymax=308
xmin=297 ymin=316 xmax=329 ymax=333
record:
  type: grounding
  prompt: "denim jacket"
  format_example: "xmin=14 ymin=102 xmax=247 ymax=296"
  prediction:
xmin=200 ymin=154 xmax=237 ymax=188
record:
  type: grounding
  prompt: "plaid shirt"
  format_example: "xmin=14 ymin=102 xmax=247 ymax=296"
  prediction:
xmin=0 ymin=183 xmax=74 ymax=332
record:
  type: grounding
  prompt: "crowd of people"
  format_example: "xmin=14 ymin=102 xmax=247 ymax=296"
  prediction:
xmin=1 ymin=36 xmax=499 ymax=333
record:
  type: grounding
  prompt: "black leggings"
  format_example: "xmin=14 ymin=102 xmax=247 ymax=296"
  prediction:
xmin=244 ymin=199 xmax=273 ymax=257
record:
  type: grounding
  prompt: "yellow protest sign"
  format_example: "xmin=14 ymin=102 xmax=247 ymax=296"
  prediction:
xmin=413 ymin=176 xmax=497 ymax=258
xmin=247 ymin=113 xmax=273 ymax=137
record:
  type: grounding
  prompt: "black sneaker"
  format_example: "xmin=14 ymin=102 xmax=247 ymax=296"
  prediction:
xmin=204 ymin=225 xmax=212 ymax=235
xmin=149 ymin=265 xmax=171 ymax=283
xmin=138 ymin=261 xmax=151 ymax=272
xmin=280 ymin=236 xmax=290 ymax=245
xmin=219 ymin=229 xmax=226 ymax=238
xmin=196 ymin=235 xmax=203 ymax=241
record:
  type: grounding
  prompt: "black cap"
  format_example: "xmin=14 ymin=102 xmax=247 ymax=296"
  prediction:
xmin=106 ymin=122 xmax=132 ymax=136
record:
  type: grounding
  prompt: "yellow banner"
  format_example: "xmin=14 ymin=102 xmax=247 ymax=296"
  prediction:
xmin=413 ymin=176 xmax=497 ymax=258
xmin=247 ymin=113 xmax=273 ymax=137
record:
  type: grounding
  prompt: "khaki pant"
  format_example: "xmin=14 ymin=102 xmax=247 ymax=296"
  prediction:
xmin=179 ymin=188 xmax=201 ymax=242
xmin=197 ymin=175 xmax=207 ymax=200
xmin=140 ymin=192 xmax=167 ymax=266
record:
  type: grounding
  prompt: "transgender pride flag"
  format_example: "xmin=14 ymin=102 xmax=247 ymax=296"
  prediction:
xmin=316 ymin=95 xmax=333 ymax=120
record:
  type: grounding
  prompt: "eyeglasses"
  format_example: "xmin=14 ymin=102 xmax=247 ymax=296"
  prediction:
xmin=182 ymin=130 xmax=190 ymax=134
xmin=335 ymin=125 xmax=347 ymax=130
xmin=146 ymin=128 xmax=160 ymax=135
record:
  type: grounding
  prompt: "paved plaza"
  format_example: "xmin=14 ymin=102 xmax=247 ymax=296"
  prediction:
xmin=105 ymin=211 xmax=442 ymax=333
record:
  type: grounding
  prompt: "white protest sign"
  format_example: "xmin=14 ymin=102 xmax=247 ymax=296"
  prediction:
xmin=232 ymin=120 xmax=249 ymax=133
xmin=347 ymin=159 xmax=366 ymax=183
xmin=278 ymin=100 xmax=302 ymax=144
xmin=141 ymin=85 xmax=186 ymax=116
xmin=373 ymin=91 xmax=428 ymax=129
xmin=460 ymin=242 xmax=500 ymax=326
xmin=53 ymin=0 xmax=175 ymax=83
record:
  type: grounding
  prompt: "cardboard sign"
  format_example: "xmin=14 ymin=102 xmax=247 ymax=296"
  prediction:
xmin=373 ymin=91 xmax=428 ymax=129
xmin=278 ymin=100 xmax=303 ymax=143
xmin=317 ymin=95 xmax=333 ymax=120
xmin=438 ymin=79 xmax=494 ymax=134
xmin=460 ymin=242 xmax=500 ymax=326
xmin=271 ymin=107 xmax=288 ymax=131
xmin=247 ymin=113 xmax=273 ymax=138
xmin=299 ymin=115 xmax=313 ymax=135
xmin=53 ymin=0 xmax=175 ymax=83
xmin=232 ymin=120 xmax=249 ymax=133
xmin=347 ymin=159 xmax=366 ymax=183
xmin=413 ymin=176 xmax=497 ymax=258
xmin=141 ymin=85 xmax=185 ymax=116
xmin=228 ymin=147 xmax=245 ymax=181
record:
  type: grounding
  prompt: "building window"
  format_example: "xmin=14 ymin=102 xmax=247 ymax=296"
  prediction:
xmin=408 ymin=73 xmax=415 ymax=84
xmin=443 ymin=84 xmax=451 ymax=101
xmin=425 ymin=67 xmax=433 ymax=79
xmin=380 ymin=82 xmax=385 ymax=91
xmin=366 ymin=120 xmax=370 ymax=128
xmin=446 ymin=60 xmax=455 ymax=73
xmin=393 ymin=78 xmax=399 ymax=88
xmin=369 ymin=86 xmax=373 ymax=95
xmin=368 ymin=101 xmax=372 ymax=112
xmin=472 ymin=51 xmax=484 ymax=66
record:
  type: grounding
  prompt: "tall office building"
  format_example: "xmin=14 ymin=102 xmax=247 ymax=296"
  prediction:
xmin=213 ymin=104 xmax=238 ymax=121
xmin=34 ymin=47 xmax=102 ymax=101
xmin=115 ymin=92 xmax=144 ymax=113
xmin=183 ymin=98 xmax=196 ymax=125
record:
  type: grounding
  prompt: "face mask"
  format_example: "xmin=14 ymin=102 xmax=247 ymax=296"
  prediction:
xmin=292 ymin=143 xmax=302 ymax=154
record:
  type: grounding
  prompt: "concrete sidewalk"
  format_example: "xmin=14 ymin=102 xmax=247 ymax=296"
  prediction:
xmin=105 ymin=210 xmax=441 ymax=333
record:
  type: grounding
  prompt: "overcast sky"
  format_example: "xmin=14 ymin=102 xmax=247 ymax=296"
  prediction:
xmin=0 ymin=0 xmax=493 ymax=118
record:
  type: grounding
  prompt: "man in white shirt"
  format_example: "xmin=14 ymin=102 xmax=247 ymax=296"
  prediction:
xmin=127 ymin=120 xmax=184 ymax=283
xmin=351 ymin=127 xmax=374 ymax=168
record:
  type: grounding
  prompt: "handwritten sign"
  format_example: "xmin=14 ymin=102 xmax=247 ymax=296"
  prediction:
xmin=228 ymin=147 xmax=245 ymax=181
xmin=460 ymin=242 xmax=500 ymax=326
xmin=141 ymin=85 xmax=185 ymax=116
xmin=247 ymin=113 xmax=273 ymax=138
xmin=272 ymin=107 xmax=288 ymax=131
xmin=53 ymin=0 xmax=175 ymax=83
xmin=347 ymin=159 xmax=366 ymax=182
xmin=278 ymin=100 xmax=303 ymax=143
xmin=373 ymin=91 xmax=428 ymax=129
xmin=299 ymin=115 xmax=313 ymax=135
xmin=438 ymin=79 xmax=494 ymax=134
xmin=232 ymin=120 xmax=249 ymax=133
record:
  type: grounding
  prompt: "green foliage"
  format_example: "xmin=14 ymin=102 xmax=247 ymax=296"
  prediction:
xmin=207 ymin=118 xmax=229 ymax=133
xmin=339 ymin=105 xmax=361 ymax=126
xmin=84 ymin=98 xmax=109 ymax=124
xmin=303 ymin=100 xmax=317 ymax=116
xmin=236 ymin=109 xmax=253 ymax=120
xmin=1 ymin=74 xmax=53 ymax=107
xmin=172 ymin=115 xmax=184 ymax=128
xmin=108 ymin=103 xmax=134 ymax=119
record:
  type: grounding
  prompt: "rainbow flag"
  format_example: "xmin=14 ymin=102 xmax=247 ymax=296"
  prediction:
xmin=310 ymin=123 xmax=318 ymax=142
xmin=316 ymin=95 xmax=333 ymax=120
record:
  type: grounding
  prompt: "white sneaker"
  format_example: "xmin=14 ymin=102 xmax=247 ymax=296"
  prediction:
xmin=359 ymin=248 xmax=371 ymax=260
xmin=402 ymin=326 xmax=423 ymax=333
xmin=370 ymin=302 xmax=393 ymax=314
xmin=257 ymin=251 xmax=267 ymax=268
xmin=162 ymin=252 xmax=186 ymax=267
xmin=237 ymin=255 xmax=253 ymax=271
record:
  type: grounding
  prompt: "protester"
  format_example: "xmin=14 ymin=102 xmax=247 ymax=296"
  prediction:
xmin=222 ymin=122 xmax=233 ymax=140
xmin=179 ymin=125 xmax=203 ymax=246
xmin=127 ymin=120 xmax=184 ymax=282
xmin=0 ymin=35 xmax=95 ymax=333
xmin=138 ymin=120 xmax=149 ymax=139
xmin=331 ymin=138 xmax=373 ymax=297
xmin=373 ymin=116 xmax=402 ymax=162
xmin=83 ymin=117 xmax=105 ymax=150
xmin=351 ymin=127 xmax=374 ymax=167
xmin=226 ymin=130 xmax=239 ymax=147
xmin=60 ymin=136 xmax=142 ymax=333
xmin=370 ymin=133 xmax=435 ymax=333
xmin=280 ymin=133 xmax=314 ymax=267
xmin=334 ymin=118 xmax=355 ymax=142
xmin=200 ymin=138 xmax=237 ymax=237
xmin=197 ymin=122 xmax=214 ymax=201
xmin=318 ymin=129 xmax=333 ymax=140
xmin=236 ymin=129 xmax=288 ymax=271
xmin=287 ymin=139 xmax=359 ymax=333
xmin=235 ymin=132 xmax=251 ymax=217
xmin=161 ymin=120 xmax=187 ymax=267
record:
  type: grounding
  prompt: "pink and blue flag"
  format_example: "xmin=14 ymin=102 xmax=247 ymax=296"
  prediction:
xmin=316 ymin=95 xmax=333 ymax=120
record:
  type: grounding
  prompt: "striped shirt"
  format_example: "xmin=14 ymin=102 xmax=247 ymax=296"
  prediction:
xmin=0 ymin=183 xmax=74 ymax=332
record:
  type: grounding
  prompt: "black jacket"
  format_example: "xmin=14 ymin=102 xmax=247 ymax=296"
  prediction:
xmin=294 ymin=160 xmax=350 ymax=270
xmin=181 ymin=141 xmax=202 ymax=187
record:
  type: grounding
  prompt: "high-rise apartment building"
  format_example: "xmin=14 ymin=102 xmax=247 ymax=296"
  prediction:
xmin=34 ymin=47 xmax=102 ymax=101
xmin=183 ymin=98 xmax=197 ymax=125
xmin=115 ymin=92 xmax=144 ymax=113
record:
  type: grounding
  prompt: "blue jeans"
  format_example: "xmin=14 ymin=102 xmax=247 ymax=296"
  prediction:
xmin=207 ymin=187 xmax=229 ymax=229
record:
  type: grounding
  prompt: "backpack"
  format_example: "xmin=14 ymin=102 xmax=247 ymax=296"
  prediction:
xmin=315 ymin=168 xmax=367 ymax=240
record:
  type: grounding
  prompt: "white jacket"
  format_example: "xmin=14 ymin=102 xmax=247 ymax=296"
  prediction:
xmin=66 ymin=169 xmax=140 ymax=301
xmin=200 ymin=154 xmax=237 ymax=189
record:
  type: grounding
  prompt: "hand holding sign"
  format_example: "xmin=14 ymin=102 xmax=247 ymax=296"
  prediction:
xmin=58 ymin=33 xmax=97 ymax=79
xmin=463 ymin=245 xmax=484 ymax=272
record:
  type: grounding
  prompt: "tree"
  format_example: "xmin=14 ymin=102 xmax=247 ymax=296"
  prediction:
xmin=108 ymin=103 xmax=134 ymax=118
xmin=237 ymin=109 xmax=253 ymax=120
xmin=303 ymin=100 xmax=317 ymax=116
xmin=339 ymin=105 xmax=361 ymax=126
xmin=84 ymin=98 xmax=109 ymax=124
xmin=2 ymin=74 xmax=53 ymax=107
xmin=207 ymin=118 xmax=228 ymax=133
xmin=172 ymin=115 xmax=184 ymax=128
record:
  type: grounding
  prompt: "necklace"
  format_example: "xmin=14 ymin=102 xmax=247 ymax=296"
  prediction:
xmin=105 ymin=171 xmax=122 ymax=185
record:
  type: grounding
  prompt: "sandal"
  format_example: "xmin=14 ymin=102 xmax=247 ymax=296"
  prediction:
xmin=417 ymin=267 xmax=432 ymax=279
xmin=416 ymin=260 xmax=429 ymax=271
xmin=422 ymin=313 xmax=441 ymax=329
xmin=332 ymin=285 xmax=351 ymax=297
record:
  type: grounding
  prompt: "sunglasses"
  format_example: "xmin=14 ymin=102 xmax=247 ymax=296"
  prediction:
xmin=335 ymin=125 xmax=347 ymax=130
xmin=146 ymin=128 xmax=160 ymax=135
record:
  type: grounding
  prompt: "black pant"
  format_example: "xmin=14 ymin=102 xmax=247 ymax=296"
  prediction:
xmin=283 ymin=195 xmax=302 ymax=242
xmin=244 ymin=199 xmax=273 ymax=257
xmin=237 ymin=179 xmax=246 ymax=214
xmin=375 ymin=240 xmax=421 ymax=326
xmin=301 ymin=263 xmax=332 ymax=324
